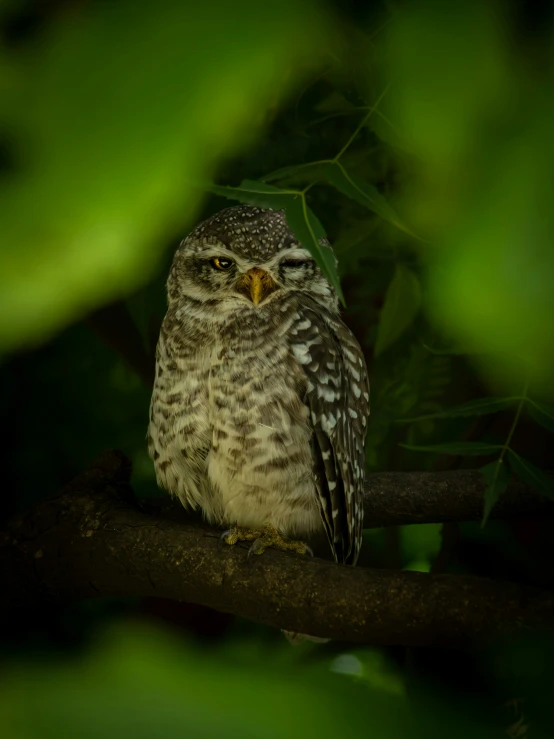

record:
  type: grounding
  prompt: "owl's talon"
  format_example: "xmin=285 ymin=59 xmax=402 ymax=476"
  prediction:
xmin=219 ymin=525 xmax=262 ymax=551
xmin=218 ymin=529 xmax=233 ymax=549
xmin=247 ymin=537 xmax=267 ymax=558
xmin=248 ymin=524 xmax=311 ymax=558
xmin=220 ymin=524 xmax=311 ymax=558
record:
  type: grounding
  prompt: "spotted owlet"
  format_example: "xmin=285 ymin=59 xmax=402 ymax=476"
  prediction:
xmin=148 ymin=205 xmax=369 ymax=565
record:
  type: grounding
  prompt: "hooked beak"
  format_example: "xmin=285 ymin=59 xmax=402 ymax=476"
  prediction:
xmin=236 ymin=267 xmax=278 ymax=305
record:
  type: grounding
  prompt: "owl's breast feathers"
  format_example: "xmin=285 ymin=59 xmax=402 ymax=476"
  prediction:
xmin=148 ymin=294 xmax=369 ymax=565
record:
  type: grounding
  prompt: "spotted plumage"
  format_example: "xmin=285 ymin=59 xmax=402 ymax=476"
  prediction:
xmin=148 ymin=205 xmax=369 ymax=565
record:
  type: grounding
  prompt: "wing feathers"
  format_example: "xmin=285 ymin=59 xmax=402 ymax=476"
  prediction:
xmin=290 ymin=302 xmax=369 ymax=565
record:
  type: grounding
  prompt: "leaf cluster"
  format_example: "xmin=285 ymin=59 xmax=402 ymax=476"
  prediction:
xmin=401 ymin=394 xmax=554 ymax=524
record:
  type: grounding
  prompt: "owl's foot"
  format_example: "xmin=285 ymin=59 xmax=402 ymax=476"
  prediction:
xmin=249 ymin=524 xmax=313 ymax=558
xmin=219 ymin=524 xmax=313 ymax=558
xmin=219 ymin=525 xmax=262 ymax=547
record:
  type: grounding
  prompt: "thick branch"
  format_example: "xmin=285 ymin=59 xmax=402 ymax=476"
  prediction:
xmin=363 ymin=469 xmax=554 ymax=527
xmin=1 ymin=451 xmax=553 ymax=647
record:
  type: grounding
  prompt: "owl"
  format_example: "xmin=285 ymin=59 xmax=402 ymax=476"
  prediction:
xmin=148 ymin=205 xmax=369 ymax=565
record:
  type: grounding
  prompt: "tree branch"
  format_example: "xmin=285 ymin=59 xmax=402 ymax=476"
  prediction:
xmin=363 ymin=468 xmax=554 ymax=527
xmin=1 ymin=451 xmax=553 ymax=647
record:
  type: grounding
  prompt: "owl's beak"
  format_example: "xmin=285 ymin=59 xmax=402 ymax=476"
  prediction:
xmin=237 ymin=267 xmax=277 ymax=305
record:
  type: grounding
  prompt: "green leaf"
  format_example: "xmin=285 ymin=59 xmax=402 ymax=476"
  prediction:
xmin=400 ymin=441 xmax=502 ymax=456
xmin=399 ymin=397 xmax=517 ymax=423
xmin=209 ymin=179 xmax=292 ymax=203
xmin=0 ymin=0 xmax=326 ymax=353
xmin=261 ymin=161 xmax=328 ymax=184
xmin=324 ymin=162 xmax=415 ymax=236
xmin=506 ymin=450 xmax=554 ymax=501
xmin=527 ymin=400 xmax=554 ymax=433
xmin=374 ymin=265 xmax=422 ymax=356
xmin=286 ymin=202 xmax=345 ymax=305
xmin=480 ymin=459 xmax=510 ymax=526
xmin=207 ymin=180 xmax=344 ymax=304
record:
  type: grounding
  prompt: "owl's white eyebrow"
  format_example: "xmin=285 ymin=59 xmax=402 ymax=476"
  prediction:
xmin=267 ymin=248 xmax=313 ymax=267
xmin=197 ymin=245 xmax=237 ymax=259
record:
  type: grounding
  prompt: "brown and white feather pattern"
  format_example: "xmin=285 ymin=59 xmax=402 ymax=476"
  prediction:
xmin=289 ymin=303 xmax=369 ymax=564
xmin=148 ymin=205 xmax=370 ymax=565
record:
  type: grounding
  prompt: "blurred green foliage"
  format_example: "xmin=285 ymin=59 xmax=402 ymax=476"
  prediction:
xmin=1 ymin=624 xmax=381 ymax=739
xmin=381 ymin=0 xmax=554 ymax=394
xmin=0 ymin=0 xmax=325 ymax=352
xmin=2 ymin=619 xmax=554 ymax=738
xmin=0 ymin=621 xmax=530 ymax=739
xmin=2 ymin=0 xmax=554 ymax=737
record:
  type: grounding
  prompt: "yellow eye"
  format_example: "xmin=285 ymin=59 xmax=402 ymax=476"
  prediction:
xmin=210 ymin=257 xmax=234 ymax=270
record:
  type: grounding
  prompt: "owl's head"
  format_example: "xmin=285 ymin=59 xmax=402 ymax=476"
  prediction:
xmin=167 ymin=205 xmax=339 ymax=313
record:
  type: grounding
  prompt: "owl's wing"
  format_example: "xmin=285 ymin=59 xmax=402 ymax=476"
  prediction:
xmin=290 ymin=306 xmax=369 ymax=565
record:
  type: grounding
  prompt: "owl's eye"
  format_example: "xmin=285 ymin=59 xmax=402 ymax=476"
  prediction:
xmin=210 ymin=257 xmax=234 ymax=270
xmin=280 ymin=259 xmax=313 ymax=268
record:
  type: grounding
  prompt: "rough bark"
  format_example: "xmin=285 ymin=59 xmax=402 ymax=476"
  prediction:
xmin=363 ymin=468 xmax=554 ymax=527
xmin=1 ymin=450 xmax=553 ymax=646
